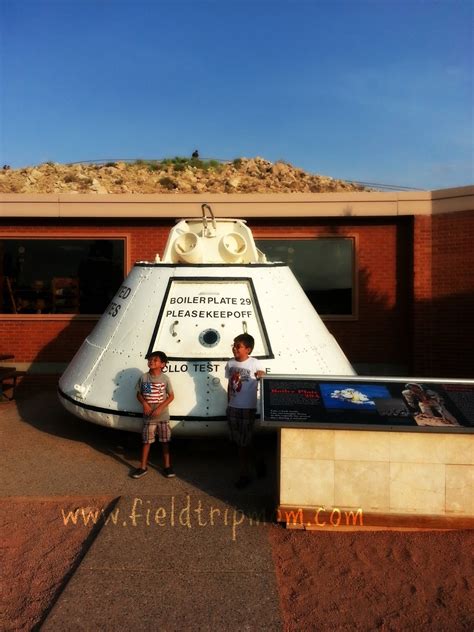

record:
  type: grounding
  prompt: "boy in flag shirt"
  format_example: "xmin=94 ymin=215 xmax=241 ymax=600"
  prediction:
xmin=131 ymin=351 xmax=175 ymax=479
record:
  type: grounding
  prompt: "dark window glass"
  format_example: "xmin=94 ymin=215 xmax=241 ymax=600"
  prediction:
xmin=0 ymin=239 xmax=125 ymax=315
xmin=255 ymin=238 xmax=354 ymax=316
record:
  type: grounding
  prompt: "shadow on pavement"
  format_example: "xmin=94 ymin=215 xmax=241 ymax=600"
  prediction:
xmin=13 ymin=384 xmax=279 ymax=516
xmin=11 ymin=318 xmax=278 ymax=514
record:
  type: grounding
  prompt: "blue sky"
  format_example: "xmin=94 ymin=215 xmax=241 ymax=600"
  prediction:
xmin=0 ymin=0 xmax=472 ymax=189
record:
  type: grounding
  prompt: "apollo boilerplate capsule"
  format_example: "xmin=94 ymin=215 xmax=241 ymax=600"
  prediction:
xmin=58 ymin=206 xmax=355 ymax=435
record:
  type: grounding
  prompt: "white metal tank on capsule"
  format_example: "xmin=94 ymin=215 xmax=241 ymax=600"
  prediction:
xmin=58 ymin=205 xmax=355 ymax=434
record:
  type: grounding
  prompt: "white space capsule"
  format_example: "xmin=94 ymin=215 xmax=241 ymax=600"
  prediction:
xmin=58 ymin=206 xmax=355 ymax=434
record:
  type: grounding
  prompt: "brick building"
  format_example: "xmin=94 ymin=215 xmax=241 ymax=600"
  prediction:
xmin=1 ymin=186 xmax=473 ymax=380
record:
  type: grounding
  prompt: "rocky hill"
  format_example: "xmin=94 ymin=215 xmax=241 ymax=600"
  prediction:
xmin=0 ymin=157 xmax=369 ymax=194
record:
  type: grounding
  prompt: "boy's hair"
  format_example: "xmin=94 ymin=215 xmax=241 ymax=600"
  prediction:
xmin=234 ymin=333 xmax=255 ymax=352
xmin=146 ymin=350 xmax=168 ymax=363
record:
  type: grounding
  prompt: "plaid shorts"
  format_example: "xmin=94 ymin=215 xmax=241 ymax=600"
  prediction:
xmin=142 ymin=419 xmax=171 ymax=444
xmin=227 ymin=406 xmax=256 ymax=447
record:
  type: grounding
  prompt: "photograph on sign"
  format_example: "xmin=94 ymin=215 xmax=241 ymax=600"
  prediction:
xmin=320 ymin=383 xmax=390 ymax=411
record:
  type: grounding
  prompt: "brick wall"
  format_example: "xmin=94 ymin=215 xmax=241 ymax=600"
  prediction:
xmin=2 ymin=210 xmax=473 ymax=378
xmin=413 ymin=209 xmax=474 ymax=377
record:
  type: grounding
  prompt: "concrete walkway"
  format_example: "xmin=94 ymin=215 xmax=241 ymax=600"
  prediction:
xmin=42 ymin=493 xmax=281 ymax=631
xmin=2 ymin=388 xmax=282 ymax=631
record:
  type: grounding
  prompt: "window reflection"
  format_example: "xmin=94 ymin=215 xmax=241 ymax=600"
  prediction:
xmin=255 ymin=238 xmax=354 ymax=316
xmin=0 ymin=239 xmax=124 ymax=315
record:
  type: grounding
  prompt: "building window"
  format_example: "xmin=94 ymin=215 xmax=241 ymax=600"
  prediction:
xmin=255 ymin=238 xmax=355 ymax=317
xmin=0 ymin=238 xmax=125 ymax=315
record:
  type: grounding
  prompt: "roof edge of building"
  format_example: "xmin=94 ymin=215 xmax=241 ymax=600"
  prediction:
xmin=0 ymin=185 xmax=472 ymax=219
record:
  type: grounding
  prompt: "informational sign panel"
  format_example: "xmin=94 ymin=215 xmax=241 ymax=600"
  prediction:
xmin=261 ymin=376 xmax=474 ymax=432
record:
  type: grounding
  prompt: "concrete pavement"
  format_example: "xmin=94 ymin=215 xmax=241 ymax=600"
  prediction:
xmin=2 ymin=386 xmax=283 ymax=631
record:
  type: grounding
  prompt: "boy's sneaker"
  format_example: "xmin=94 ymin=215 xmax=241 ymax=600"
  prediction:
xmin=131 ymin=467 xmax=148 ymax=479
xmin=163 ymin=467 xmax=175 ymax=478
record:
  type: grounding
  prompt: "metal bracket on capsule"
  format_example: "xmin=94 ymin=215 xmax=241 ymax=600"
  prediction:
xmin=201 ymin=203 xmax=216 ymax=237
xmin=73 ymin=383 xmax=90 ymax=400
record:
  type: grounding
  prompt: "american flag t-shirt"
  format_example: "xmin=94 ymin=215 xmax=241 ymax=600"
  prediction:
xmin=141 ymin=380 xmax=167 ymax=405
xmin=136 ymin=372 xmax=173 ymax=422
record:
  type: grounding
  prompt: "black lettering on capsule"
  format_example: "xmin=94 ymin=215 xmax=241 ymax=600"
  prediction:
xmin=169 ymin=296 xmax=239 ymax=305
xmin=107 ymin=302 xmax=121 ymax=317
xmin=164 ymin=364 xmax=188 ymax=373
xmin=118 ymin=286 xmax=131 ymax=299
xmin=164 ymin=309 xmax=253 ymax=319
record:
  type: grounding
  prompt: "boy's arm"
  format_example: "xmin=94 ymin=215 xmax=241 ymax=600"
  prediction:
xmin=149 ymin=391 xmax=174 ymax=418
xmin=255 ymin=359 xmax=265 ymax=379
xmin=225 ymin=361 xmax=231 ymax=403
xmin=137 ymin=391 xmax=153 ymax=417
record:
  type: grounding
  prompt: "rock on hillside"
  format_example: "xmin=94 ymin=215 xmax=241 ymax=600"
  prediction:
xmin=0 ymin=157 xmax=369 ymax=194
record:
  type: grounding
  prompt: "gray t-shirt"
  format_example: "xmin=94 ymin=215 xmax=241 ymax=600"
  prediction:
xmin=136 ymin=372 xmax=173 ymax=422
